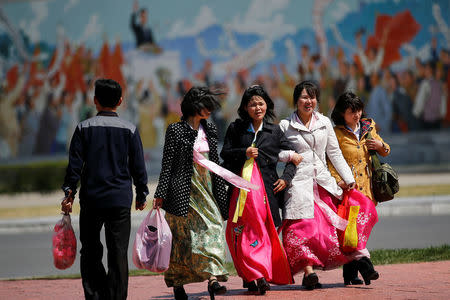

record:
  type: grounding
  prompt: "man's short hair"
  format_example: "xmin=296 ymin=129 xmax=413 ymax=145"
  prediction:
xmin=94 ymin=79 xmax=122 ymax=108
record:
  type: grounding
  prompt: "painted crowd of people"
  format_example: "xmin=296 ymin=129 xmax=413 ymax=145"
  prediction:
xmin=1 ymin=32 xmax=449 ymax=161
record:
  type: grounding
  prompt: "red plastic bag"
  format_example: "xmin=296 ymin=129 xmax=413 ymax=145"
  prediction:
xmin=337 ymin=192 xmax=359 ymax=253
xmin=52 ymin=214 xmax=77 ymax=270
xmin=337 ymin=189 xmax=379 ymax=253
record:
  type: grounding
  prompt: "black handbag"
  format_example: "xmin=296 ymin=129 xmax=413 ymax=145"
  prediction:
xmin=366 ymin=131 xmax=399 ymax=202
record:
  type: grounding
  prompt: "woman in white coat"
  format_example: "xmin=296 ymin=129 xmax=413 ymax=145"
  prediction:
xmin=278 ymin=81 xmax=372 ymax=289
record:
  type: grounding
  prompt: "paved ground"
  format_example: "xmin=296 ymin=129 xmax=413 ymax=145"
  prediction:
xmin=1 ymin=172 xmax=450 ymax=298
xmin=1 ymin=261 xmax=449 ymax=299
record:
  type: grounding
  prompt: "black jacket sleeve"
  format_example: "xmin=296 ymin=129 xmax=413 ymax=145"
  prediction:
xmin=130 ymin=12 xmax=139 ymax=34
xmin=220 ymin=122 xmax=248 ymax=168
xmin=129 ymin=128 xmax=149 ymax=203
xmin=154 ymin=124 xmax=176 ymax=200
xmin=62 ymin=126 xmax=84 ymax=194
xmin=276 ymin=126 xmax=297 ymax=185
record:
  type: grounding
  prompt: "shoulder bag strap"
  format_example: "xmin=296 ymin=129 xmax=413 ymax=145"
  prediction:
xmin=365 ymin=130 xmax=382 ymax=170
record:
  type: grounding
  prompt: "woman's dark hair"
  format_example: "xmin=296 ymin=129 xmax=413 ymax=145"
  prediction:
xmin=331 ymin=91 xmax=365 ymax=126
xmin=292 ymin=80 xmax=320 ymax=107
xmin=237 ymin=85 xmax=275 ymax=121
xmin=180 ymin=86 xmax=221 ymax=120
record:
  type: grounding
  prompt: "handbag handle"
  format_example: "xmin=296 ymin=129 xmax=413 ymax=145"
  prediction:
xmin=342 ymin=190 xmax=349 ymax=206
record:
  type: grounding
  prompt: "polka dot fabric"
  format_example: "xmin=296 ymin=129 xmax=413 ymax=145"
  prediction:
xmin=154 ymin=120 xmax=229 ymax=220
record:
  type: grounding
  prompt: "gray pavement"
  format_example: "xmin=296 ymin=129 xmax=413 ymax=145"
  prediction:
xmin=1 ymin=172 xmax=450 ymax=279
xmin=2 ymin=214 xmax=449 ymax=279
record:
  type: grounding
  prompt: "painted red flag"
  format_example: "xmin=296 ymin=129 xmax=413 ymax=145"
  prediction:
xmin=366 ymin=10 xmax=421 ymax=68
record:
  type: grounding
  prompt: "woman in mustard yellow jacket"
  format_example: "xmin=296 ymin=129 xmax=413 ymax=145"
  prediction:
xmin=328 ymin=91 xmax=390 ymax=204
xmin=328 ymin=91 xmax=390 ymax=286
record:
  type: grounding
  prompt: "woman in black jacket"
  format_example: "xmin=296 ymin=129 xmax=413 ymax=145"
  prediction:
xmin=153 ymin=87 xmax=228 ymax=300
xmin=220 ymin=85 xmax=301 ymax=294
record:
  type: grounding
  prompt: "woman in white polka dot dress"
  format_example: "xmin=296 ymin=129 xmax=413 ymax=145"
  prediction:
xmin=153 ymin=87 xmax=229 ymax=300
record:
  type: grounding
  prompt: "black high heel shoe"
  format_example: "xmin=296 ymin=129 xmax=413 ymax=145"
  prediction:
xmin=357 ymin=257 xmax=379 ymax=285
xmin=208 ymin=279 xmax=227 ymax=300
xmin=243 ymin=280 xmax=258 ymax=292
xmin=256 ymin=278 xmax=271 ymax=295
xmin=343 ymin=261 xmax=364 ymax=285
xmin=173 ymin=286 xmax=188 ymax=300
xmin=302 ymin=272 xmax=321 ymax=290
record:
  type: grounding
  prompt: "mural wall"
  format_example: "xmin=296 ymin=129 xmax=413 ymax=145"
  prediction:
xmin=0 ymin=0 xmax=449 ymax=160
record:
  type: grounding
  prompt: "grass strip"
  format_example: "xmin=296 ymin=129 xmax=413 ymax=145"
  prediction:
xmin=396 ymin=184 xmax=450 ymax=197
xmin=0 ymin=205 xmax=80 ymax=219
xmin=370 ymin=244 xmax=450 ymax=265
xmin=4 ymin=245 xmax=449 ymax=281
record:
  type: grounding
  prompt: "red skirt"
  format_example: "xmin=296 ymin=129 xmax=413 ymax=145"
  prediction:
xmin=226 ymin=161 xmax=292 ymax=284
xmin=281 ymin=183 xmax=378 ymax=276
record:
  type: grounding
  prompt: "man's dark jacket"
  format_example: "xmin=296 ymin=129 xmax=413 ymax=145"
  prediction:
xmin=63 ymin=111 xmax=149 ymax=208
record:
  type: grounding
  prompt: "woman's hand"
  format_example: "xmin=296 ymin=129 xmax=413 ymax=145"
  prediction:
xmin=246 ymin=146 xmax=259 ymax=158
xmin=347 ymin=182 xmax=356 ymax=190
xmin=291 ymin=153 xmax=303 ymax=166
xmin=273 ymin=179 xmax=287 ymax=194
xmin=153 ymin=198 xmax=163 ymax=209
xmin=365 ymin=138 xmax=383 ymax=151
xmin=337 ymin=180 xmax=347 ymax=189
xmin=338 ymin=181 xmax=356 ymax=190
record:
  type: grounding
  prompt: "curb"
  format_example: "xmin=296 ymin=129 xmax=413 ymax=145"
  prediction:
xmin=1 ymin=195 xmax=450 ymax=234
xmin=375 ymin=195 xmax=450 ymax=216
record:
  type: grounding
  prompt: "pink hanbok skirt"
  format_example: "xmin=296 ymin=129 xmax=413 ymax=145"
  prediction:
xmin=226 ymin=162 xmax=292 ymax=285
xmin=281 ymin=183 xmax=378 ymax=276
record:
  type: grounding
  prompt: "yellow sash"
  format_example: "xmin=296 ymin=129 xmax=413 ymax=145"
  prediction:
xmin=232 ymin=149 xmax=255 ymax=223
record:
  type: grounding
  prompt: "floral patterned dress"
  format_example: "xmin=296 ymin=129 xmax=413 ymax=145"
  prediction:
xmin=281 ymin=182 xmax=378 ymax=275
xmin=164 ymin=152 xmax=228 ymax=287
xmin=279 ymin=112 xmax=378 ymax=276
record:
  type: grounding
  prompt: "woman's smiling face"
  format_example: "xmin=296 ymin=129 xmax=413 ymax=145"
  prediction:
xmin=296 ymin=88 xmax=317 ymax=118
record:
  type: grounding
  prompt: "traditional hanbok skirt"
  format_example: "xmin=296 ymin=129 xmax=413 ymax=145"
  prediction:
xmin=281 ymin=182 xmax=378 ymax=276
xmin=164 ymin=155 xmax=228 ymax=287
xmin=226 ymin=160 xmax=292 ymax=284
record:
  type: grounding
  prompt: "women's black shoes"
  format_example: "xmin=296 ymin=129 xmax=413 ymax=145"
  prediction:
xmin=357 ymin=257 xmax=379 ymax=285
xmin=208 ymin=279 xmax=226 ymax=300
xmin=256 ymin=277 xmax=271 ymax=295
xmin=173 ymin=286 xmax=188 ymax=300
xmin=302 ymin=272 xmax=322 ymax=290
xmin=243 ymin=280 xmax=259 ymax=292
xmin=343 ymin=260 xmax=364 ymax=285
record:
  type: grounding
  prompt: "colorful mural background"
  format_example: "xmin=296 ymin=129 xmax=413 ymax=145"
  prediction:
xmin=0 ymin=0 xmax=449 ymax=159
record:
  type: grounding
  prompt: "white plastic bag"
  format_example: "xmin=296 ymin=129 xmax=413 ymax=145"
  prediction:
xmin=132 ymin=208 xmax=172 ymax=272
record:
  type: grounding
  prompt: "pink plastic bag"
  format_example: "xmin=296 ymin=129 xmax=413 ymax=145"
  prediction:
xmin=132 ymin=208 xmax=172 ymax=273
xmin=52 ymin=214 xmax=77 ymax=270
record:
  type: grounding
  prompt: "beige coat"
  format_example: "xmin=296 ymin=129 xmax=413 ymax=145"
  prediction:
xmin=279 ymin=112 xmax=355 ymax=220
xmin=328 ymin=118 xmax=390 ymax=204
